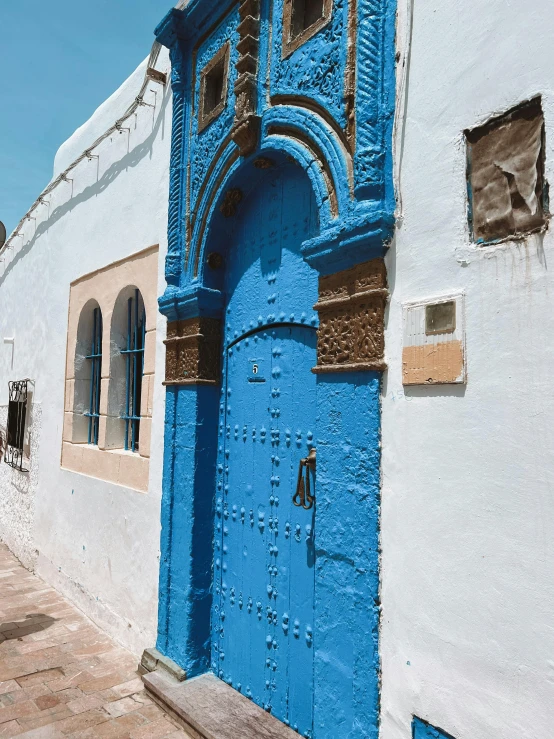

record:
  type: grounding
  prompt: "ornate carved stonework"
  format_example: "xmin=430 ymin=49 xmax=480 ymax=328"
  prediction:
xmin=231 ymin=0 xmax=261 ymax=156
xmin=313 ymin=259 xmax=388 ymax=373
xmin=253 ymin=157 xmax=276 ymax=169
xmin=220 ymin=188 xmax=243 ymax=217
xmin=164 ymin=317 xmax=222 ymax=385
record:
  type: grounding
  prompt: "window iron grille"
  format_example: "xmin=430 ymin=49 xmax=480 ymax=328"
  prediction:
xmin=5 ymin=379 xmax=30 ymax=471
xmin=121 ymin=290 xmax=145 ymax=452
xmin=83 ymin=307 xmax=102 ymax=445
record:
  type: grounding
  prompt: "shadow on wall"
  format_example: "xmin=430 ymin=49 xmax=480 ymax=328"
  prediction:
xmin=0 ymin=613 xmax=58 ymax=641
xmin=0 ymin=82 xmax=170 ymax=289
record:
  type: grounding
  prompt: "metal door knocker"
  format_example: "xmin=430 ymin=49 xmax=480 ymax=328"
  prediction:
xmin=293 ymin=448 xmax=316 ymax=510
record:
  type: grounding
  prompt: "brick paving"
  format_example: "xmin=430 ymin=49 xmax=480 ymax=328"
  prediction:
xmin=0 ymin=543 xmax=191 ymax=738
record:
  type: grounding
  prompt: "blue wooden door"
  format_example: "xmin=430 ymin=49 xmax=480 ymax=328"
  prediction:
xmin=214 ymin=323 xmax=317 ymax=736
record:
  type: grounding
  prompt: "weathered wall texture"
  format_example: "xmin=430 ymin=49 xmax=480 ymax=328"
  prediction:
xmin=382 ymin=1 xmax=554 ymax=737
xmin=0 ymin=404 xmax=41 ymax=570
xmin=0 ymin=52 xmax=171 ymax=656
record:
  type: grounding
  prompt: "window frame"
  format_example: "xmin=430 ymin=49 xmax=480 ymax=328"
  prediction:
xmin=198 ymin=42 xmax=231 ymax=133
xmin=282 ymin=0 xmax=333 ymax=59
xmin=5 ymin=379 xmax=30 ymax=472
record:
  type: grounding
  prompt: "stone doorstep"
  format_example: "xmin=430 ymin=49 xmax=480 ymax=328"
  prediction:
xmin=143 ymin=671 xmax=300 ymax=739
xmin=140 ymin=648 xmax=186 ymax=682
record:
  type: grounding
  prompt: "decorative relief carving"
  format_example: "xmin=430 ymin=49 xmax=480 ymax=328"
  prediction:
xmin=356 ymin=0 xmax=387 ymax=189
xmin=254 ymin=157 xmax=276 ymax=169
xmin=164 ymin=318 xmax=222 ymax=385
xmin=220 ymin=188 xmax=243 ymax=217
xmin=271 ymin=0 xmax=346 ymax=128
xmin=313 ymin=259 xmax=388 ymax=373
xmin=231 ymin=0 xmax=261 ymax=156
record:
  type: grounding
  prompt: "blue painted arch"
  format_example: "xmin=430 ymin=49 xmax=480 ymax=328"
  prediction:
xmin=190 ymin=143 xmax=331 ymax=283
xmin=185 ymin=102 xmax=356 ymax=283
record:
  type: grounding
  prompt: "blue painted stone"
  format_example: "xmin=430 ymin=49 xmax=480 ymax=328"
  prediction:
xmin=155 ymin=0 xmax=397 ymax=734
xmin=412 ymin=718 xmax=457 ymax=739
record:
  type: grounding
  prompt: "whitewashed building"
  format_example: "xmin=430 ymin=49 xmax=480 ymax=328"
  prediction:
xmin=0 ymin=49 xmax=171 ymax=656
xmin=381 ymin=1 xmax=554 ymax=737
xmin=1 ymin=0 xmax=554 ymax=736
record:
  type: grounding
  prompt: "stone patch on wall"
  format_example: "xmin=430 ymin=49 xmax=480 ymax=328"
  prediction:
xmin=313 ymin=258 xmax=388 ymax=373
xmin=466 ymin=97 xmax=548 ymax=244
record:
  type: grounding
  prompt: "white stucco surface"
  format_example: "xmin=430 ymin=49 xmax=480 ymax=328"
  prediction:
xmin=0 ymin=404 xmax=41 ymax=571
xmin=382 ymin=2 xmax=554 ymax=737
xmin=0 ymin=49 xmax=171 ymax=656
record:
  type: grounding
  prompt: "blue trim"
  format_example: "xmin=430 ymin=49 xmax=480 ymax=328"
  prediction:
xmin=156 ymin=384 xmax=219 ymax=675
xmin=413 ymin=717 xmax=457 ymax=739
xmin=313 ymin=372 xmax=382 ymax=738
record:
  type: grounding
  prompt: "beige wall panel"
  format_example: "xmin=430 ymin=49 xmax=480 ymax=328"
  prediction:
xmin=139 ymin=418 xmax=152 ymax=459
xmin=63 ymin=412 xmax=73 ymax=443
xmin=118 ymin=453 xmax=149 ymax=493
xmin=61 ymin=442 xmax=84 ymax=474
xmin=63 ymin=245 xmax=159 ymax=491
xmin=143 ymin=331 xmax=157 ymax=376
xmin=402 ymin=340 xmax=465 ymax=385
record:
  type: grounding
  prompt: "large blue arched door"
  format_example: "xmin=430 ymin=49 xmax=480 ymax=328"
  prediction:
xmin=211 ymin=164 xmax=318 ymax=737
xmin=214 ymin=325 xmax=317 ymax=735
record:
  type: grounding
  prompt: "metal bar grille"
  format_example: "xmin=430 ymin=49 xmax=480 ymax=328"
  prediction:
xmin=83 ymin=307 xmax=102 ymax=445
xmin=121 ymin=290 xmax=145 ymax=452
xmin=5 ymin=380 xmax=29 ymax=472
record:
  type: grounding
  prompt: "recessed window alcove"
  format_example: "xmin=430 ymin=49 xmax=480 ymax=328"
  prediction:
xmin=282 ymin=0 xmax=333 ymax=57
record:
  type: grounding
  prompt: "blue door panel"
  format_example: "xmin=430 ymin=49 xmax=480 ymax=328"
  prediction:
xmin=211 ymin=164 xmax=320 ymax=736
xmin=214 ymin=325 xmax=316 ymax=735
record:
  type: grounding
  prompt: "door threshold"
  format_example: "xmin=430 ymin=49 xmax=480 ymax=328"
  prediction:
xmin=143 ymin=670 xmax=301 ymax=739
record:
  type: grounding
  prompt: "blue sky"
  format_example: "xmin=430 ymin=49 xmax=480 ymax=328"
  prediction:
xmin=0 ymin=0 xmax=172 ymax=235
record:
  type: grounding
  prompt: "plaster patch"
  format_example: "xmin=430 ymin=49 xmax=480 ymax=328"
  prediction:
xmin=466 ymin=97 xmax=548 ymax=244
xmin=402 ymin=342 xmax=464 ymax=386
xmin=402 ymin=294 xmax=466 ymax=385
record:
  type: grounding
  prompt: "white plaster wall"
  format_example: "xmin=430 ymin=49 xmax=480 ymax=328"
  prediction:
xmin=0 ymin=50 xmax=171 ymax=656
xmin=381 ymin=2 xmax=554 ymax=737
xmin=0 ymin=404 xmax=41 ymax=570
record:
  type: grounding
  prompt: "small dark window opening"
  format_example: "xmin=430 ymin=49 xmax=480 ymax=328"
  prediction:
xmin=466 ymin=97 xmax=549 ymax=244
xmin=84 ymin=307 xmax=103 ymax=446
xmin=198 ymin=44 xmax=229 ymax=132
xmin=120 ymin=289 xmax=145 ymax=453
xmin=425 ymin=301 xmax=456 ymax=335
xmin=5 ymin=380 xmax=29 ymax=472
xmin=291 ymin=0 xmax=325 ymax=40
xmin=203 ymin=59 xmax=225 ymax=118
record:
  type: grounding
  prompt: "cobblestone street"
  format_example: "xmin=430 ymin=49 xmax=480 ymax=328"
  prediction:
xmin=0 ymin=544 xmax=190 ymax=738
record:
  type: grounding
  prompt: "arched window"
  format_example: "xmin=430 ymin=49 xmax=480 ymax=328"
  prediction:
xmin=108 ymin=288 xmax=146 ymax=452
xmin=73 ymin=301 xmax=103 ymax=445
